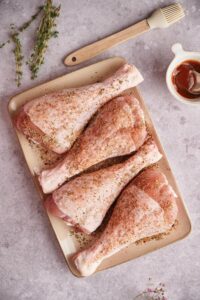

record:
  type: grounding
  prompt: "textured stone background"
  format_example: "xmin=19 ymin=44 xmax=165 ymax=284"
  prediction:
xmin=0 ymin=0 xmax=200 ymax=299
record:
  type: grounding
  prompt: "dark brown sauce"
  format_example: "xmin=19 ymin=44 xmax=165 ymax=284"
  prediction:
xmin=172 ymin=60 xmax=200 ymax=99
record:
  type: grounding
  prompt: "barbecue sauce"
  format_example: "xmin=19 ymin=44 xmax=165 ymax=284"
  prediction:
xmin=172 ymin=60 xmax=200 ymax=99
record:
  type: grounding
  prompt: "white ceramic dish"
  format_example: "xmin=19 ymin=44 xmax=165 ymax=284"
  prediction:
xmin=166 ymin=43 xmax=200 ymax=105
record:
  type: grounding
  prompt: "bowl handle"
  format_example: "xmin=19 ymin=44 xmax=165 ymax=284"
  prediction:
xmin=171 ymin=43 xmax=184 ymax=56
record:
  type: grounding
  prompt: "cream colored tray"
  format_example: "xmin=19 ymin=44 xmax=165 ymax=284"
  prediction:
xmin=8 ymin=57 xmax=191 ymax=277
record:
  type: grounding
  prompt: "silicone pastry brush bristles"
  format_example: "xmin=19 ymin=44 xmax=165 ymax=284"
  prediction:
xmin=161 ymin=3 xmax=185 ymax=25
xmin=147 ymin=3 xmax=185 ymax=29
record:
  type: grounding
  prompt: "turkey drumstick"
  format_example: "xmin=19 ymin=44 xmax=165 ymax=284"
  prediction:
xmin=39 ymin=95 xmax=147 ymax=193
xmin=45 ymin=139 xmax=162 ymax=233
xmin=74 ymin=167 xmax=178 ymax=276
xmin=15 ymin=63 xmax=143 ymax=154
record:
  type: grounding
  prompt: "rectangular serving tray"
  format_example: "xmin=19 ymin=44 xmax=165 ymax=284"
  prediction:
xmin=8 ymin=57 xmax=191 ymax=277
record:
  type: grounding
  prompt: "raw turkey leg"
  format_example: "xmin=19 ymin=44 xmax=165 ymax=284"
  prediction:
xmin=45 ymin=139 xmax=162 ymax=233
xmin=14 ymin=63 xmax=143 ymax=154
xmin=39 ymin=95 xmax=147 ymax=193
xmin=74 ymin=167 xmax=178 ymax=276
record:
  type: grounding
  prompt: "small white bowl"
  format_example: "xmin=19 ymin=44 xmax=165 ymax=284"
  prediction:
xmin=166 ymin=43 xmax=200 ymax=105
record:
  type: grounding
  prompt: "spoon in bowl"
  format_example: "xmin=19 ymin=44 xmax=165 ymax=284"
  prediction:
xmin=188 ymin=70 xmax=200 ymax=94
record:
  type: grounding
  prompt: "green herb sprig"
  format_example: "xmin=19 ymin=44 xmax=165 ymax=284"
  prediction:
xmin=28 ymin=0 xmax=60 ymax=79
xmin=0 ymin=1 xmax=60 ymax=86
xmin=11 ymin=30 xmax=23 ymax=87
xmin=0 ymin=6 xmax=43 ymax=49
xmin=0 ymin=39 xmax=10 ymax=49
xmin=18 ymin=6 xmax=43 ymax=33
xmin=12 ymin=5 xmax=43 ymax=86
xmin=0 ymin=6 xmax=43 ymax=86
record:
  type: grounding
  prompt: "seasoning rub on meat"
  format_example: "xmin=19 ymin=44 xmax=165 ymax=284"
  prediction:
xmin=15 ymin=63 xmax=143 ymax=154
xmin=39 ymin=95 xmax=147 ymax=193
xmin=74 ymin=167 xmax=178 ymax=276
xmin=45 ymin=139 xmax=162 ymax=233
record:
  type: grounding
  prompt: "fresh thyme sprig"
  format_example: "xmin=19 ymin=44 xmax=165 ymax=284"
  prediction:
xmin=10 ymin=5 xmax=42 ymax=87
xmin=0 ymin=39 xmax=10 ymax=49
xmin=11 ymin=30 xmax=23 ymax=87
xmin=28 ymin=0 xmax=60 ymax=79
xmin=0 ymin=6 xmax=43 ymax=50
xmin=0 ymin=5 xmax=44 ymax=86
xmin=18 ymin=6 xmax=44 ymax=33
xmin=0 ymin=1 xmax=60 ymax=86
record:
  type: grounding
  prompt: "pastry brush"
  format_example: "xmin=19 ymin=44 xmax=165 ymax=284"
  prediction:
xmin=64 ymin=3 xmax=185 ymax=66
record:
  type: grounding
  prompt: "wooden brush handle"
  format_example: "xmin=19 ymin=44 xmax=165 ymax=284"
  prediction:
xmin=64 ymin=20 xmax=150 ymax=66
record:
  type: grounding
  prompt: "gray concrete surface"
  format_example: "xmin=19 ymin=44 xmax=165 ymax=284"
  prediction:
xmin=0 ymin=0 xmax=200 ymax=299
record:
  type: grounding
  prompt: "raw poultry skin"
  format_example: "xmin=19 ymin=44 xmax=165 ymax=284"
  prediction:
xmin=39 ymin=95 xmax=147 ymax=194
xmin=74 ymin=167 xmax=178 ymax=276
xmin=45 ymin=139 xmax=162 ymax=234
xmin=14 ymin=63 xmax=143 ymax=154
